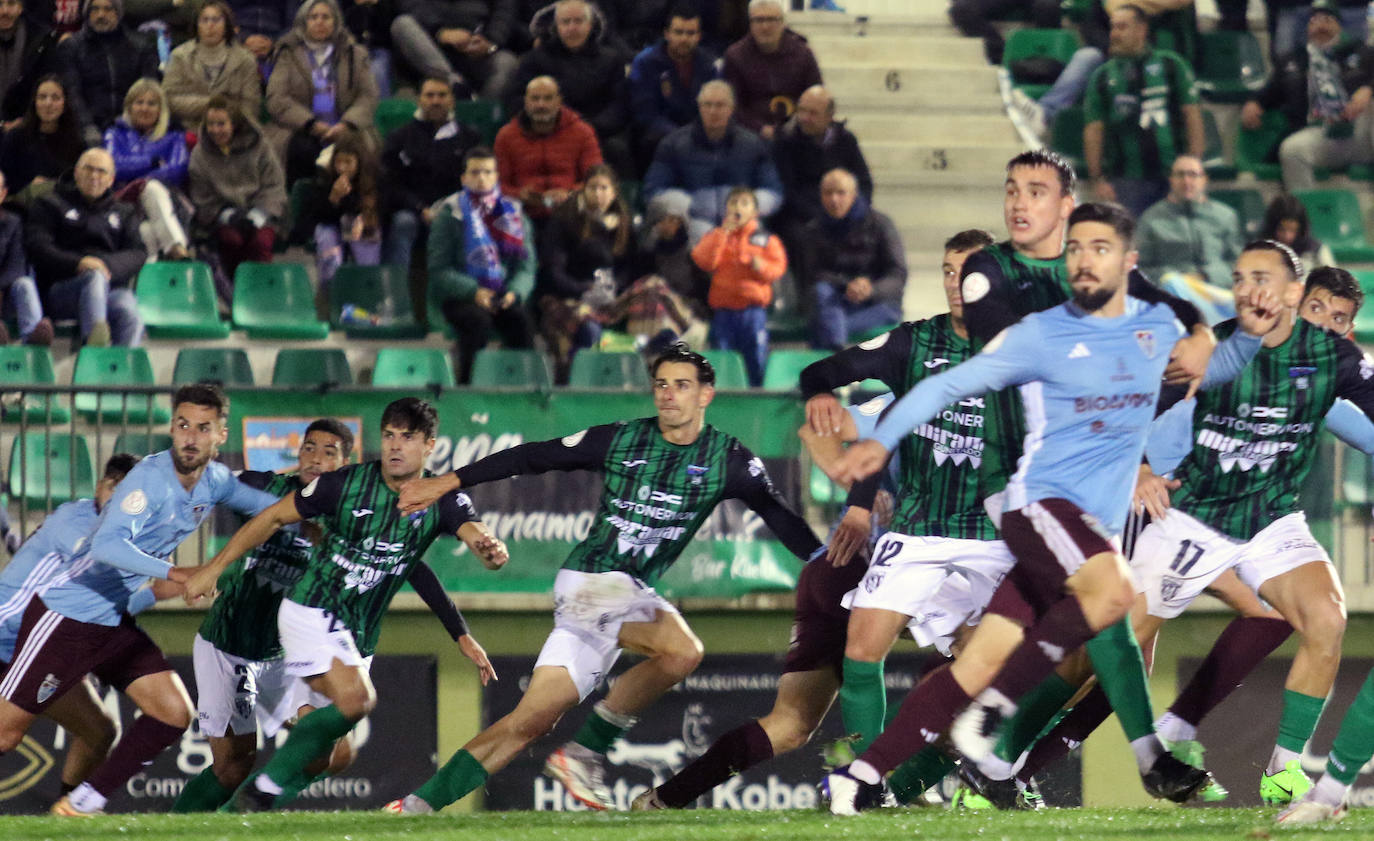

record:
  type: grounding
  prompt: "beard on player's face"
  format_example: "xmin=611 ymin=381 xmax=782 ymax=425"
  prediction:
xmin=1073 ymin=284 xmax=1117 ymax=312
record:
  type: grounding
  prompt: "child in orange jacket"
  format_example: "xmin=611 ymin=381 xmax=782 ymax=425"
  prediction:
xmin=691 ymin=187 xmax=788 ymax=386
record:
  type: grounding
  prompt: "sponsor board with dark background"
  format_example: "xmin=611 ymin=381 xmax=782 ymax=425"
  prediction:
xmin=484 ymin=651 xmax=1083 ymax=810
xmin=1188 ymin=656 xmax=1374 ymax=808
xmin=0 ymin=656 xmax=437 ymax=814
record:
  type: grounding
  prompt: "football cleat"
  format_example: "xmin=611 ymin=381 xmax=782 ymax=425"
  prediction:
xmin=382 ymin=794 xmax=433 ymax=814
xmin=1261 ymin=759 xmax=1312 ymax=806
xmin=950 ymin=699 xmax=1007 ymax=763
xmin=544 ymin=743 xmax=614 ymax=810
xmin=1167 ymin=739 xmax=1228 ymax=802
xmin=1276 ymin=795 xmax=1348 ymax=826
xmin=224 ymin=773 xmax=277 ymax=813
xmin=630 ymin=789 xmax=667 ymax=811
xmin=956 ymin=761 xmax=1021 ymax=810
xmin=820 ymin=766 xmax=887 ymax=816
xmin=949 ymin=786 xmax=993 ymax=811
xmin=50 ymin=795 xmax=100 ymax=817
xmin=1016 ymin=776 xmax=1048 ymax=811
xmin=1141 ymin=751 xmax=1214 ymax=803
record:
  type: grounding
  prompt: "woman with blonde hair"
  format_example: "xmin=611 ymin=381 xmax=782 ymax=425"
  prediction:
xmin=103 ymin=78 xmax=192 ymax=260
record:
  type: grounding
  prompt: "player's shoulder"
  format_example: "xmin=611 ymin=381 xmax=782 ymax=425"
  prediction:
xmin=49 ymin=498 xmax=99 ymax=529
xmin=961 ymin=243 xmax=1013 ymax=278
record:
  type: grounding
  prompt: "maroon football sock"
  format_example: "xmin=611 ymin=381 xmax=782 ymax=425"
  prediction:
xmin=1017 ymin=684 xmax=1112 ymax=781
xmin=655 ymin=720 xmax=774 ymax=808
xmin=86 ymin=715 xmax=185 ymax=797
xmin=991 ymin=596 xmax=1096 ymax=703
xmin=1168 ymin=615 xmax=1292 ymax=726
xmin=861 ymin=664 xmax=969 ymax=775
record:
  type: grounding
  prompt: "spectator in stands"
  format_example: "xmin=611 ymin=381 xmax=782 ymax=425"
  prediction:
xmin=25 ymin=147 xmax=146 ymax=346
xmin=0 ymin=74 xmax=83 ymax=204
xmin=43 ymin=0 xmax=86 ymax=36
xmin=226 ymin=0 xmax=293 ymax=78
xmin=57 ymin=0 xmax=160 ymax=147
xmin=264 ymin=0 xmax=380 ymax=184
xmin=340 ymin=0 xmax=397 ymax=96
xmin=428 ymin=145 xmax=535 ymax=383
xmin=0 ymin=169 xmax=52 ymax=344
xmin=1007 ymin=2 xmax=1110 ymax=139
xmin=1083 ymin=3 xmax=1204 ymax=217
xmin=1241 ymin=0 xmax=1374 ymax=191
xmin=188 ymin=95 xmax=286 ymax=292
xmin=804 ymin=167 xmax=904 ymax=351
xmin=388 ymin=0 xmax=518 ymax=100
xmin=1262 ymin=192 xmax=1337 ymax=270
xmin=948 ymin=0 xmax=1060 ymax=64
xmin=301 ymin=130 xmax=382 ymax=295
xmin=505 ymin=0 xmax=631 ymax=173
xmin=627 ymin=3 xmax=719 ymax=171
xmin=692 ymin=184 xmax=785 ymax=386
xmin=721 ymin=0 xmax=820 ymax=139
xmin=644 ymin=79 xmax=782 ymax=244
xmin=0 ymin=0 xmax=60 ymax=126
xmin=381 ymin=75 xmax=480 ymax=270
xmin=164 ymin=0 xmax=262 ymax=128
xmin=1271 ymin=0 xmax=1369 ymax=61
xmin=103 ymin=78 xmax=193 ymax=262
xmin=493 ymin=75 xmax=602 ymax=223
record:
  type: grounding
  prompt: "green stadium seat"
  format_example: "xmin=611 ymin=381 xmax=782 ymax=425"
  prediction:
xmin=455 ymin=99 xmax=506 ymax=144
xmin=1194 ymin=31 xmax=1266 ymax=103
xmin=1201 ymin=110 xmax=1237 ymax=181
xmin=135 ymin=261 xmax=231 ymax=339
xmin=72 ymin=347 xmax=170 ymax=423
xmin=375 ymin=96 xmax=415 ymax=139
xmin=700 ymin=350 xmax=750 ymax=389
xmin=113 ymin=431 xmax=174 ymax=456
xmin=272 ymin=348 xmax=354 ymax=387
xmin=8 ymin=432 xmax=95 ymax=507
xmin=470 ymin=348 xmax=553 ymax=388
xmin=1151 ymin=4 xmax=1198 ymax=66
xmin=1208 ymin=188 xmax=1266 ymax=240
xmin=1352 ymin=269 xmax=1374 ymax=299
xmin=1235 ymin=110 xmax=1289 ymax=181
xmin=767 ymin=272 xmax=810 ymax=343
xmin=232 ymin=262 xmax=329 ymax=340
xmin=0 ymin=346 xmax=68 ymax=423
xmin=373 ymin=348 xmax=456 ymax=387
xmin=567 ymin=351 xmax=651 ymax=389
xmin=762 ymin=349 xmax=829 ymax=391
xmin=173 ymin=348 xmax=255 ymax=386
xmin=1002 ymin=28 xmax=1080 ymax=99
xmin=1294 ymin=190 xmax=1374 ymax=263
xmin=1050 ymin=105 xmax=1085 ymax=171
xmin=329 ymin=265 xmax=426 ymax=339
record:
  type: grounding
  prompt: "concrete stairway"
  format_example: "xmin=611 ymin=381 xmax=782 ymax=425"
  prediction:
xmin=790 ymin=5 xmax=1027 ymax=321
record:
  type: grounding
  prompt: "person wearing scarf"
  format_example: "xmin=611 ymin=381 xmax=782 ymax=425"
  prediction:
xmin=427 ymin=145 xmax=536 ymax=384
xmin=804 ymin=168 xmax=906 ymax=352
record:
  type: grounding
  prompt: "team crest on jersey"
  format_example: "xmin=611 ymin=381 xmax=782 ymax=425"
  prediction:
xmin=121 ymin=489 xmax=148 ymax=515
xmin=1134 ymin=330 xmax=1156 ymax=358
xmin=1289 ymin=366 xmax=1316 ymax=391
xmin=1159 ymin=576 xmax=1184 ymax=604
xmin=686 ymin=464 xmax=708 ymax=486
xmin=36 ymin=673 xmax=60 ymax=705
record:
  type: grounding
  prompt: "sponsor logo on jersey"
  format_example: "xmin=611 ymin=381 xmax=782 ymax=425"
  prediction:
xmin=1197 ymin=429 xmax=1299 ymax=473
xmin=1067 ymin=342 xmax=1091 ymax=359
xmin=1135 ymin=330 xmax=1156 ymax=358
xmin=1200 ymin=412 xmax=1314 ymax=436
xmin=914 ymin=425 xmax=983 ymax=467
xmin=1236 ymin=403 xmax=1288 ymax=419
xmin=121 ymin=489 xmax=148 ymax=515
xmin=1073 ymin=393 xmax=1154 ymax=412
xmin=351 ymin=508 xmax=374 ymax=518
xmin=923 ymin=357 xmax=950 ymax=369
xmin=621 ymin=459 xmax=648 ymax=469
xmin=36 ymin=673 xmax=60 ymax=705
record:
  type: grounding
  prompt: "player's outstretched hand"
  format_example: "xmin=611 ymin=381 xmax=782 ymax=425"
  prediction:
xmin=806 ymin=393 xmax=846 ymax=436
xmin=1134 ymin=465 xmax=1180 ymax=522
xmin=150 ymin=577 xmax=185 ymax=601
xmin=180 ymin=565 xmax=219 ymax=604
xmin=1164 ymin=327 xmax=1215 ymax=397
xmin=458 ymin=634 xmax=497 ymax=685
xmin=472 ymin=533 xmax=509 ymax=570
xmin=834 ymin=439 xmax=889 ymax=485
xmin=398 ymin=474 xmax=461 ymax=515
xmin=828 ymin=505 xmax=870 ymax=567
xmin=1238 ymin=287 xmax=1282 ymax=337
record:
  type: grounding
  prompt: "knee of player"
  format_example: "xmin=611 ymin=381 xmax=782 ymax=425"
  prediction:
xmin=658 ymin=640 xmax=704 ymax=679
xmin=335 ymin=688 xmax=377 ymax=720
xmin=1297 ymin=602 xmax=1347 ymax=650
xmin=760 ymin=713 xmax=816 ymax=754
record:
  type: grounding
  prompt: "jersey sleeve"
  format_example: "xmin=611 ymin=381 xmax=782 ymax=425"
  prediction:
xmin=798 ymin=328 xmax=914 ymax=398
xmin=218 ymin=474 xmax=280 ymax=517
xmin=1332 ymin=340 xmax=1374 ymax=420
xmin=1325 ymin=399 xmax=1374 ymax=455
xmin=236 ymin=470 xmax=276 ymax=492
xmin=1144 ymin=397 xmax=1196 ymax=476
xmin=454 ymin=424 xmax=619 ymax=486
xmin=126 ymin=582 xmax=158 ymax=615
xmin=408 ymin=561 xmax=469 ymax=640
xmin=91 ymin=476 xmax=174 ymax=579
xmin=848 ymin=393 xmax=895 ymax=441
xmin=1198 ymin=327 xmax=1262 ymax=390
xmin=436 ymin=490 xmax=479 ymax=533
xmin=959 ymin=250 xmax=1019 ymax=343
xmin=1128 ymin=269 xmax=1203 ymax=330
xmin=294 ymin=468 xmax=349 ymax=520
xmin=723 ymin=443 xmax=823 ymax=561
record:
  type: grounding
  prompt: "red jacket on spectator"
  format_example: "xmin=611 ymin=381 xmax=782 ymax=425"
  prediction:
xmin=493 ymin=105 xmax=603 ymax=218
xmin=693 ymin=218 xmax=787 ymax=310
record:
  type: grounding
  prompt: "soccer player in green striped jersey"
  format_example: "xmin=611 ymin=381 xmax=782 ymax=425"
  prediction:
xmin=183 ymin=398 xmax=509 ymax=812
xmin=384 ymin=345 xmax=823 ymax=814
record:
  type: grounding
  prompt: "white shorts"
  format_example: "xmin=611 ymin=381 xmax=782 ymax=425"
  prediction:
xmin=842 ymin=534 xmax=1015 ymax=656
xmin=192 ymin=634 xmax=299 ymax=739
xmin=277 ymin=599 xmax=368 ymax=679
xmin=534 ymin=569 xmax=679 ymax=701
xmin=1133 ymin=509 xmax=1330 ymax=619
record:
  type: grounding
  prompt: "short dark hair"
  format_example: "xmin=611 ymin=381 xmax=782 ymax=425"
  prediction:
xmin=173 ymin=382 xmax=229 ymax=419
xmin=104 ymin=453 xmax=141 ymax=481
xmin=463 ymin=145 xmax=496 ymax=170
xmin=666 ymin=2 xmax=701 ymax=25
xmin=1068 ymin=201 xmax=1136 ymax=246
xmin=944 ymin=229 xmax=996 ymax=253
xmin=420 ymin=75 xmax=453 ymax=91
xmin=1305 ymin=266 xmax=1364 ymax=316
xmin=305 ymin=418 xmax=355 ymax=457
xmin=1007 ymin=149 xmax=1077 ymax=197
xmin=650 ymin=343 xmax=715 ymax=386
xmin=1241 ymin=239 xmax=1305 ymax=282
xmin=381 ymin=397 xmax=438 ymax=439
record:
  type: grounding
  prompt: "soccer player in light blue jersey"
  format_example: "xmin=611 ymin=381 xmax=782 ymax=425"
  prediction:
xmin=0 ymin=383 xmax=279 ymax=816
xmin=819 ymin=202 xmax=1283 ymax=814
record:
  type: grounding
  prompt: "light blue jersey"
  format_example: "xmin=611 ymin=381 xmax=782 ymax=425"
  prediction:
xmin=39 ymin=451 xmax=277 ymax=626
xmin=849 ymin=393 xmax=899 ymax=492
xmin=872 ymin=299 xmax=1260 ymax=535
xmin=0 ymin=500 xmax=100 ymax=662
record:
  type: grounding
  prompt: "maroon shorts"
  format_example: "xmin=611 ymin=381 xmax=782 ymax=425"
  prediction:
xmin=0 ymin=597 xmax=170 ymax=714
xmin=985 ymin=498 xmax=1119 ymax=625
xmin=782 ymin=555 xmax=867 ymax=675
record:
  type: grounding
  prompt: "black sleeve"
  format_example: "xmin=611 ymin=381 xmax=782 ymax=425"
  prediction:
xmin=454 ymin=424 xmax=619 ymax=486
xmin=293 ymin=468 xmax=349 ymax=519
xmin=1334 ymin=338 xmax=1374 ymax=417
xmin=960 ymin=249 xmax=1020 ymax=343
xmin=1128 ymin=269 xmax=1202 ymax=330
xmin=436 ymin=489 xmax=479 ymax=532
xmin=798 ymin=326 xmax=914 ymax=398
xmin=236 ymin=470 xmax=276 ymax=492
xmin=408 ymin=561 xmax=468 ymax=640
xmin=844 ymin=471 xmax=881 ymax=511
xmin=723 ymin=443 xmax=822 ymax=560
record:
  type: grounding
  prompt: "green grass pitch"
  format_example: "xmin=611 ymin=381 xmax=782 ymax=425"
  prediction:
xmin=1 ymin=808 xmax=1370 ymax=841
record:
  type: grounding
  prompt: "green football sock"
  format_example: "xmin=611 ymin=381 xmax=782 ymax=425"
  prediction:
xmin=572 ymin=703 xmax=633 ymax=754
xmin=994 ymin=672 xmax=1076 ymax=762
xmin=1327 ymin=672 xmax=1374 ymax=785
xmin=258 ymin=705 xmax=355 ymax=799
xmin=171 ymin=766 xmax=234 ymax=812
xmin=1084 ymin=618 xmax=1155 ymax=741
xmin=887 ymin=746 xmax=958 ymax=805
xmin=414 ymin=748 xmax=489 ymax=809
xmin=840 ymin=658 xmax=887 ymax=753
xmin=1276 ymin=689 xmax=1326 ymax=753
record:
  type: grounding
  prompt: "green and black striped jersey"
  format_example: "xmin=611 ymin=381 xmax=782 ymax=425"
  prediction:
xmin=1173 ymin=318 xmax=1374 ymax=538
xmin=290 ymin=461 xmax=477 ymax=655
xmin=798 ymin=314 xmax=995 ymax=539
xmin=199 ymin=472 xmax=309 ymax=661
xmin=455 ymin=417 xmax=821 ymax=582
xmin=1083 ymin=49 xmax=1200 ymax=180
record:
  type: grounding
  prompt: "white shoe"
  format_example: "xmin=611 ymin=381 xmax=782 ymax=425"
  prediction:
xmin=950 ymin=698 xmax=1009 ymax=764
xmin=382 ymin=794 xmax=433 ymax=814
xmin=1010 ymin=88 xmax=1047 ymax=138
xmin=820 ymin=766 xmax=884 ymax=816
xmin=1276 ymin=796 xmax=1348 ymax=826
xmin=630 ymin=789 xmax=666 ymax=810
xmin=544 ymin=743 xmax=613 ymax=810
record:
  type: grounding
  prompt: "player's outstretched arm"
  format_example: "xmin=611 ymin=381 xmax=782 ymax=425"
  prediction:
xmin=458 ymin=634 xmax=497 ymax=685
xmin=183 ymin=494 xmax=303 ymax=603
xmin=827 ymin=505 xmax=871 ymax=568
xmin=799 ymin=411 xmax=859 ymax=483
xmin=397 ymin=472 xmax=463 ymax=515
xmin=457 ymin=520 xmax=508 ymax=570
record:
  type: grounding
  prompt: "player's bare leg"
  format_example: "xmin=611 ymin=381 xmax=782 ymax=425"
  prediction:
xmin=0 ymin=696 xmax=38 ymax=752
xmin=43 ymin=680 xmax=118 ymax=793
